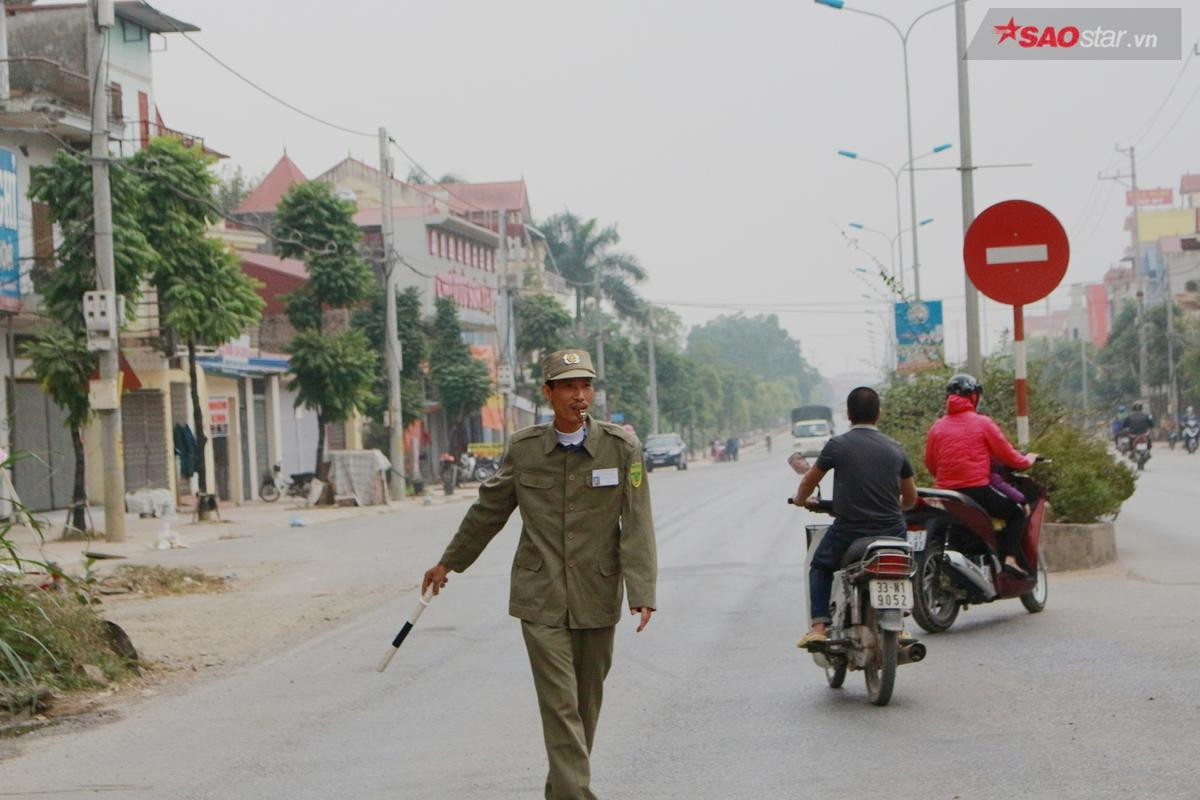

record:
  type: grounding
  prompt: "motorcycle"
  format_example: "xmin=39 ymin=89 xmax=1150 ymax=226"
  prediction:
xmin=259 ymin=463 xmax=316 ymax=502
xmin=905 ymin=461 xmax=1050 ymax=634
xmin=1115 ymin=433 xmax=1132 ymax=456
xmin=1182 ymin=421 xmax=1199 ymax=454
xmin=791 ymin=496 xmax=926 ymax=706
xmin=471 ymin=454 xmax=499 ymax=482
xmin=456 ymin=452 xmax=499 ymax=485
xmin=1131 ymin=433 xmax=1151 ymax=471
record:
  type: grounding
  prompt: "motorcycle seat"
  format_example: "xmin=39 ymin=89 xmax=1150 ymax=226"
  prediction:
xmin=840 ymin=536 xmax=908 ymax=567
xmin=919 ymin=487 xmax=994 ymax=522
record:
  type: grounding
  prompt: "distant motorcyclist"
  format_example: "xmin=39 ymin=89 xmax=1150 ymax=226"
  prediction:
xmin=1111 ymin=404 xmax=1128 ymax=446
xmin=924 ymin=374 xmax=1037 ymax=578
xmin=1121 ymin=402 xmax=1154 ymax=445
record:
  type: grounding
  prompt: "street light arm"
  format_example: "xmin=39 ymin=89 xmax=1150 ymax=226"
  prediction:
xmin=904 ymin=0 xmax=962 ymax=40
xmin=830 ymin=3 xmax=905 ymax=41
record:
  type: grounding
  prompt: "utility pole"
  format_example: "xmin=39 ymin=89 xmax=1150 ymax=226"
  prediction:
xmin=1103 ymin=145 xmax=1148 ymax=402
xmin=646 ymin=311 xmax=659 ymax=435
xmin=1165 ymin=267 xmax=1177 ymax=420
xmin=497 ymin=208 xmax=513 ymax=447
xmin=378 ymin=127 xmax=405 ymax=501
xmin=90 ymin=0 xmax=124 ymax=541
xmin=955 ymin=0 xmax=982 ymax=377
xmin=595 ymin=328 xmax=606 ymax=421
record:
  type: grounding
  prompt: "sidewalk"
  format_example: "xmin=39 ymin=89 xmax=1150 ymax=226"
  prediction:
xmin=4 ymin=484 xmax=479 ymax=576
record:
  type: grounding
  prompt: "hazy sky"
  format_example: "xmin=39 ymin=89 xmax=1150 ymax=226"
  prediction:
xmin=138 ymin=0 xmax=1200 ymax=379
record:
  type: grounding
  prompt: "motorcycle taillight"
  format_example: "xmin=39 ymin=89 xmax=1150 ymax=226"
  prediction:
xmin=864 ymin=553 xmax=913 ymax=578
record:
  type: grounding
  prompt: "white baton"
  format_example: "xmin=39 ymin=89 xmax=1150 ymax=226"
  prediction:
xmin=377 ymin=589 xmax=434 ymax=673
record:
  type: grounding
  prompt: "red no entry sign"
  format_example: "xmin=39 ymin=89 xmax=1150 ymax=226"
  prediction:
xmin=963 ymin=200 xmax=1069 ymax=306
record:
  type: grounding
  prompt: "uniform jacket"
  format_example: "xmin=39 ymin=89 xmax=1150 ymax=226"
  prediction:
xmin=924 ymin=395 xmax=1032 ymax=489
xmin=439 ymin=417 xmax=657 ymax=629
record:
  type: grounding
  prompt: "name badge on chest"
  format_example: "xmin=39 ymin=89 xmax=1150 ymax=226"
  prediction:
xmin=590 ymin=468 xmax=619 ymax=487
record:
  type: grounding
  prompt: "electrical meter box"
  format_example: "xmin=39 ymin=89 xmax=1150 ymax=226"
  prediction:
xmin=83 ymin=290 xmax=117 ymax=352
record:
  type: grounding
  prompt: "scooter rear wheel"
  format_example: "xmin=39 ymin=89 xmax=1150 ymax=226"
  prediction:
xmin=912 ymin=541 xmax=961 ymax=633
xmin=865 ymin=630 xmax=898 ymax=706
xmin=259 ymin=483 xmax=280 ymax=503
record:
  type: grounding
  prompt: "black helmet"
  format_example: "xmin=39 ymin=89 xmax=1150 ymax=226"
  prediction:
xmin=946 ymin=373 xmax=983 ymax=398
xmin=1132 ymin=402 xmax=1143 ymax=412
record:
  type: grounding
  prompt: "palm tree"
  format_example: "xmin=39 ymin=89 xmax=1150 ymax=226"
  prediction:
xmin=538 ymin=212 xmax=647 ymax=321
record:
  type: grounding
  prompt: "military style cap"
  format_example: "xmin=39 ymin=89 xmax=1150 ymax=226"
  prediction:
xmin=541 ymin=348 xmax=597 ymax=382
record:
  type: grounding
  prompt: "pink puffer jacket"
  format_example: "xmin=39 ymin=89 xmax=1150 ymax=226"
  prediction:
xmin=924 ymin=395 xmax=1033 ymax=489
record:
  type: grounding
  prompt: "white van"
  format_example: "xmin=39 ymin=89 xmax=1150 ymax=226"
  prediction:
xmin=792 ymin=419 xmax=832 ymax=457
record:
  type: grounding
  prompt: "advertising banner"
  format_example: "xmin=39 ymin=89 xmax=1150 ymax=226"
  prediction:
xmin=1126 ymin=188 xmax=1173 ymax=207
xmin=0 ymin=148 xmax=19 ymax=312
xmin=894 ymin=300 xmax=945 ymax=374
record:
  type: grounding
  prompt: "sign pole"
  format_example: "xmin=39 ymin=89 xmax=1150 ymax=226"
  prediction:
xmin=1013 ymin=304 xmax=1029 ymax=446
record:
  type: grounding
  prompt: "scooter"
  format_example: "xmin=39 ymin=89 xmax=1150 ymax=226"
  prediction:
xmin=1182 ymin=420 xmax=1199 ymax=454
xmin=259 ymin=463 xmax=316 ymax=502
xmin=791 ymin=496 xmax=926 ymax=706
xmin=905 ymin=460 xmax=1050 ymax=633
xmin=1131 ymin=433 xmax=1151 ymax=471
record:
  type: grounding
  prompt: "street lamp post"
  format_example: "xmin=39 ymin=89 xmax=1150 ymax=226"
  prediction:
xmin=850 ymin=218 xmax=934 ymax=291
xmin=818 ymin=0 xmax=959 ymax=299
xmin=839 ymin=145 xmax=950 ymax=295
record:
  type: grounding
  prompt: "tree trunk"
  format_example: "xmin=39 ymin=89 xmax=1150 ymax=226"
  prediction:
xmin=70 ymin=425 xmax=87 ymax=533
xmin=315 ymin=410 xmax=327 ymax=475
xmin=188 ymin=338 xmax=209 ymax=494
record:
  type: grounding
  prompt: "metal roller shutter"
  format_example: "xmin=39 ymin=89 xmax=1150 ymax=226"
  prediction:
xmin=122 ymin=391 xmax=169 ymax=490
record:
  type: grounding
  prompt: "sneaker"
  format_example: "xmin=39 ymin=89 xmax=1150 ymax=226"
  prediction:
xmin=797 ymin=631 xmax=828 ymax=648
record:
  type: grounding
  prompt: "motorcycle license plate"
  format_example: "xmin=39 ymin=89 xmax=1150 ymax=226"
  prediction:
xmin=907 ymin=530 xmax=927 ymax=551
xmin=870 ymin=579 xmax=913 ymax=610
xmin=1135 ymin=442 xmax=1148 ymax=451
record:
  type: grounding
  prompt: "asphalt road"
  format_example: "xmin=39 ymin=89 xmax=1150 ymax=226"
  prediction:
xmin=2 ymin=443 xmax=1198 ymax=799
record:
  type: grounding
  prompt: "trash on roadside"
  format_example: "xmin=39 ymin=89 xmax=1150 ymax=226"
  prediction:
xmin=153 ymin=521 xmax=189 ymax=550
xmin=125 ymin=488 xmax=176 ymax=518
xmin=289 ymin=517 xmax=308 ymax=527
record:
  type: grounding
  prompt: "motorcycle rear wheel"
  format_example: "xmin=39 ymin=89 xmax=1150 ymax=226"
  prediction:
xmin=473 ymin=465 xmax=496 ymax=482
xmin=259 ymin=482 xmax=280 ymax=503
xmin=1020 ymin=552 xmax=1049 ymax=613
xmin=912 ymin=541 xmax=960 ymax=633
xmin=865 ymin=630 xmax=898 ymax=706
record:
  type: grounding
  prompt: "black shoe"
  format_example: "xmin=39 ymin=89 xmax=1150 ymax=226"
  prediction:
xmin=1002 ymin=562 xmax=1031 ymax=579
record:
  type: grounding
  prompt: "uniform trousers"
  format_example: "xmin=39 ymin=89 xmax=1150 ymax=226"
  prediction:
xmin=521 ymin=621 xmax=615 ymax=800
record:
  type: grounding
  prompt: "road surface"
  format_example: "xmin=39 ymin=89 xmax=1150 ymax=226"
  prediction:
xmin=2 ymin=444 xmax=1197 ymax=799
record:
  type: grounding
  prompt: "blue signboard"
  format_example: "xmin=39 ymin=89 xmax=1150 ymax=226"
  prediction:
xmin=894 ymin=300 xmax=944 ymax=373
xmin=0 ymin=148 xmax=19 ymax=311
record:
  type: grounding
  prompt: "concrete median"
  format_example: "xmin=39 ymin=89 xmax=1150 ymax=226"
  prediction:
xmin=1042 ymin=521 xmax=1117 ymax=571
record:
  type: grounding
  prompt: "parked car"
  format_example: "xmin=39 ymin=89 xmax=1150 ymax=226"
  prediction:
xmin=643 ymin=433 xmax=689 ymax=471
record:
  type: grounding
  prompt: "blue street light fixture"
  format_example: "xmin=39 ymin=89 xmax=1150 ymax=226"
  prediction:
xmin=817 ymin=0 xmax=960 ymax=298
xmin=836 ymin=144 xmax=951 ymax=294
xmin=919 ymin=217 xmax=934 ymax=226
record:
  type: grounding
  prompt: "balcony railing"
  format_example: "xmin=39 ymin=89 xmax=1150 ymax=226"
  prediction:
xmin=1 ymin=58 xmax=123 ymax=123
xmin=142 ymin=121 xmax=206 ymax=153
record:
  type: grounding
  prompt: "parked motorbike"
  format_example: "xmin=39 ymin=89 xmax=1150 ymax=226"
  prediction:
xmin=904 ymin=461 xmax=1050 ymax=634
xmin=259 ymin=463 xmax=316 ymax=502
xmin=791 ymin=496 xmax=926 ymax=706
xmin=1131 ymin=433 xmax=1151 ymax=471
xmin=471 ymin=454 xmax=499 ymax=482
xmin=1182 ymin=421 xmax=1199 ymax=454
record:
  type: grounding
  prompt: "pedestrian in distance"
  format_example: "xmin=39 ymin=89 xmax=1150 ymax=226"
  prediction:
xmin=793 ymin=386 xmax=918 ymax=646
xmin=421 ymin=348 xmax=657 ymax=800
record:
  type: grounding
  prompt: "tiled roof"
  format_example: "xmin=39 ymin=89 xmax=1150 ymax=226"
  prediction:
xmin=240 ymin=250 xmax=307 ymax=279
xmin=1180 ymin=174 xmax=1200 ymax=194
xmin=236 ymin=155 xmax=307 ymax=215
xmin=437 ymin=181 xmax=529 ymax=214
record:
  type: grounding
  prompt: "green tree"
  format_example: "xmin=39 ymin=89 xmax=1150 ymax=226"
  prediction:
xmin=429 ymin=297 xmax=493 ymax=453
xmin=213 ymin=164 xmax=260 ymax=216
xmin=277 ymin=181 xmax=377 ymax=470
xmin=353 ymin=285 xmax=429 ymax=428
xmin=515 ymin=293 xmax=574 ymax=377
xmin=1094 ymin=300 xmax=1173 ymax=410
xmin=26 ymin=151 xmax=156 ymax=532
xmin=132 ymin=138 xmax=264 ymax=496
xmin=538 ymin=212 xmax=646 ymax=321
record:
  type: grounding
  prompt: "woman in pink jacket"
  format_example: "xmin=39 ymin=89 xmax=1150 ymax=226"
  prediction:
xmin=924 ymin=374 xmax=1038 ymax=577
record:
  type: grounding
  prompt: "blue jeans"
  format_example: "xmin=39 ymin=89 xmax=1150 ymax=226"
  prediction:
xmin=809 ymin=519 xmax=906 ymax=625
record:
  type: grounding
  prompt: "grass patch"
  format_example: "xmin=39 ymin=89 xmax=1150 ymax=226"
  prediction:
xmin=0 ymin=581 xmax=136 ymax=717
xmin=102 ymin=565 xmax=227 ymax=597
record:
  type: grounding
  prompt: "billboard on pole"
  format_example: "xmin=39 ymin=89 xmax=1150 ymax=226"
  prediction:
xmin=894 ymin=300 xmax=944 ymax=373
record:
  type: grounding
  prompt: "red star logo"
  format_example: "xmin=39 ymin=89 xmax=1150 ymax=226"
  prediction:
xmin=994 ymin=17 xmax=1019 ymax=44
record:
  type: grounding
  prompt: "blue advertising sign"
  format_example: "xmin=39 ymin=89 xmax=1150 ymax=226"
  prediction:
xmin=894 ymin=300 xmax=944 ymax=373
xmin=0 ymin=148 xmax=19 ymax=312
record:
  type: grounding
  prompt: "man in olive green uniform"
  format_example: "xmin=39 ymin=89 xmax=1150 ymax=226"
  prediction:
xmin=422 ymin=348 xmax=657 ymax=800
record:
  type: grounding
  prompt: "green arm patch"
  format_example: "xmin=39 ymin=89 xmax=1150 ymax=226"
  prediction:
xmin=630 ymin=461 xmax=643 ymax=488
